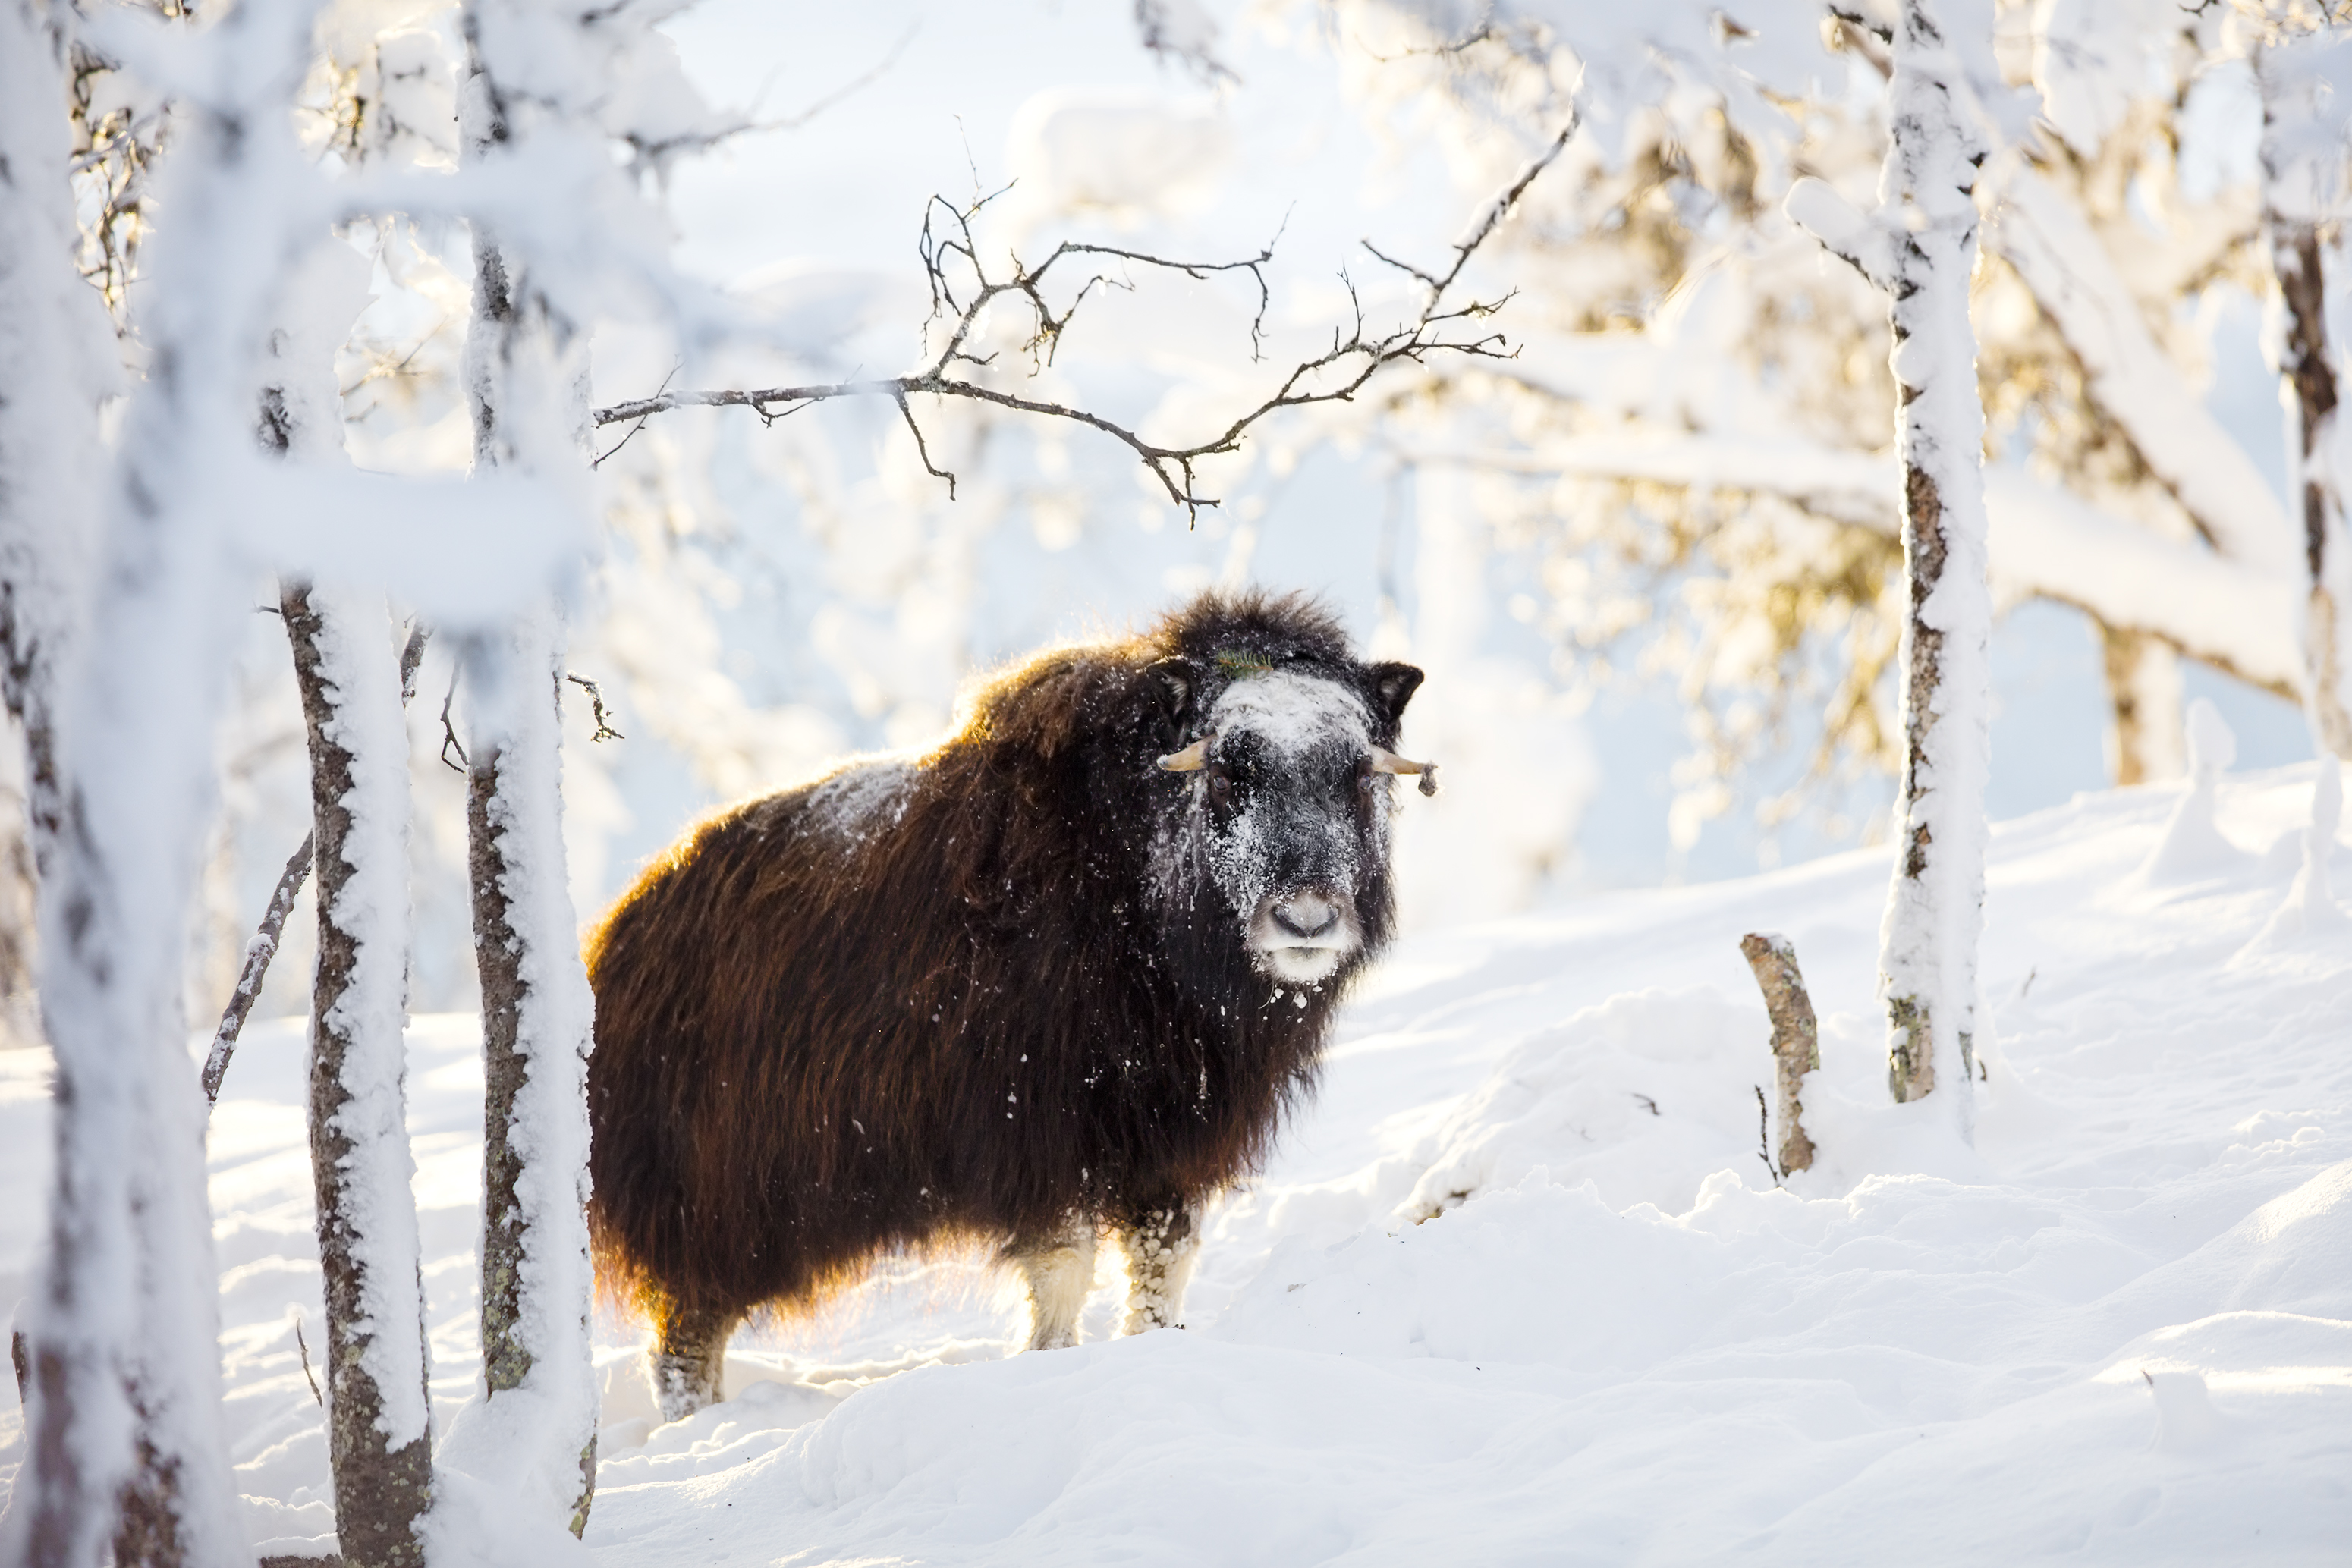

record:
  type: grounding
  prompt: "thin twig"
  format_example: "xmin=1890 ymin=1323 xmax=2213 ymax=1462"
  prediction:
xmin=202 ymin=836 xmax=314 ymax=1108
xmin=766 ymin=20 xmax=920 ymax=130
xmin=1754 ymin=1085 xmax=1781 ymax=1185
xmin=292 ymin=1313 xmax=322 ymax=1407
xmin=439 ymin=665 xmax=467 ymax=773
xmin=590 ymin=118 xmax=1574 ymax=524
xmin=337 ymin=322 xmax=445 ymax=401
xmin=564 ymin=674 xmax=624 ymax=741
xmin=593 ymin=364 xmax=678 ymax=469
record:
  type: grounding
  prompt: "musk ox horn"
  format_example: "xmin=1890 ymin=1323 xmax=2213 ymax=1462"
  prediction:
xmin=1370 ymin=747 xmax=1440 ymax=797
xmin=1158 ymin=734 xmax=1214 ymax=772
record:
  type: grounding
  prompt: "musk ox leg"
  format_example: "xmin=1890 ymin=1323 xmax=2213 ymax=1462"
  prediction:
xmin=1006 ymin=1218 xmax=1098 ymax=1351
xmin=648 ymin=1302 xmax=740 ymax=1423
xmin=1117 ymin=1202 xmax=1202 ymax=1335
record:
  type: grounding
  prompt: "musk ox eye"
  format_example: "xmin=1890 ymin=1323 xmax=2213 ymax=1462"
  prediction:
xmin=1208 ymin=765 xmax=1233 ymax=806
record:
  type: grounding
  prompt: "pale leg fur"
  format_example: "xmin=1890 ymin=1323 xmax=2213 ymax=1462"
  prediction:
xmin=649 ymin=1304 xmax=739 ymax=1424
xmin=1009 ymin=1219 xmax=1098 ymax=1350
xmin=1118 ymin=1204 xmax=1200 ymax=1335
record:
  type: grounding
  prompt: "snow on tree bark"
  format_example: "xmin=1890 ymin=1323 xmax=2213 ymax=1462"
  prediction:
xmin=2 ymin=0 xmax=249 ymax=1562
xmin=250 ymin=178 xmax=437 ymax=1568
xmin=2259 ymin=27 xmax=2352 ymax=759
xmin=0 ymin=0 xmax=101 ymax=951
xmin=2099 ymin=627 xmax=2185 ymax=787
xmin=1876 ymin=0 xmax=1992 ymax=1122
xmin=284 ymin=582 xmax=434 ymax=1568
xmin=0 ymin=5 xmax=121 ymax=1555
xmin=432 ymin=5 xmax=601 ymax=1532
xmin=1791 ymin=0 xmax=1992 ymax=1121
xmin=2266 ymin=221 xmax=2350 ymax=755
xmin=454 ymin=610 xmax=599 ymax=1535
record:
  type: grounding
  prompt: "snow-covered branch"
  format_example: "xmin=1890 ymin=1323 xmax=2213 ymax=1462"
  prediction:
xmin=1981 ymin=157 xmax=2294 ymax=578
xmin=1417 ymin=434 xmax=2303 ymax=698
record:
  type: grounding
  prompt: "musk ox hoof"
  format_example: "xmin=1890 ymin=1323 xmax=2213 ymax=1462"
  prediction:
xmin=1011 ymin=1222 xmax=1098 ymax=1351
xmin=649 ymin=1352 xmax=722 ymax=1425
xmin=648 ymin=1306 xmax=738 ymax=1424
xmin=1117 ymin=1205 xmax=1201 ymax=1336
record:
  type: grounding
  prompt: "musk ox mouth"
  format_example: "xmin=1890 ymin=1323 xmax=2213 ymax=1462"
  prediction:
xmin=1247 ymin=889 xmax=1363 ymax=985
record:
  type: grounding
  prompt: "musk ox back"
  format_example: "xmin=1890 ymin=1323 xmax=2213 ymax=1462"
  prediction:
xmin=586 ymin=591 xmax=1432 ymax=1419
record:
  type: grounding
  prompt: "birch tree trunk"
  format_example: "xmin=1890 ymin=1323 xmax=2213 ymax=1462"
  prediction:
xmin=2266 ymin=222 xmax=2351 ymax=756
xmin=0 ymin=4 xmax=116 ymax=1560
xmin=1876 ymin=0 xmax=1992 ymax=1121
xmin=2 ymin=0 xmax=249 ymax=1561
xmin=459 ymin=611 xmax=599 ymax=1532
xmin=284 ymin=583 xmax=434 ymax=1568
xmin=2259 ymin=31 xmax=2352 ymax=757
xmin=437 ymin=8 xmax=601 ymax=1530
xmin=2099 ymin=625 xmax=2187 ymax=787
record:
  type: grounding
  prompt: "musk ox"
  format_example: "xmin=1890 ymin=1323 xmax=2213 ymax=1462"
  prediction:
xmin=585 ymin=591 xmax=1435 ymax=1420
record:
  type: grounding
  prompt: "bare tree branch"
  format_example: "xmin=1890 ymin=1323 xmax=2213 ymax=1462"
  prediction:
xmin=439 ymin=664 xmax=467 ymax=772
xmin=618 ymin=20 xmax=921 ymax=177
xmin=563 ymin=673 xmax=624 ymax=741
xmin=591 ymin=119 xmax=1574 ymax=522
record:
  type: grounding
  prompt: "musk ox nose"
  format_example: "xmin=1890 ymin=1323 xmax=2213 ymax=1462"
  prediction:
xmin=1249 ymin=888 xmax=1361 ymax=985
xmin=1271 ymin=893 xmax=1339 ymax=940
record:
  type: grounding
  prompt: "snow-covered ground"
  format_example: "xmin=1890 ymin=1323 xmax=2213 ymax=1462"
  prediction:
xmin=5 ymin=760 xmax=2350 ymax=1563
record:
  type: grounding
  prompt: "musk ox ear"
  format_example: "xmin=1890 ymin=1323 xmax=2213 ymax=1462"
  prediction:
xmin=1143 ymin=656 xmax=1203 ymax=750
xmin=1368 ymin=662 xmax=1425 ymax=728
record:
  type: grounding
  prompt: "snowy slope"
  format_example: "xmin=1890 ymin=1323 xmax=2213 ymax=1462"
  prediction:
xmin=5 ymin=764 xmax=2351 ymax=1563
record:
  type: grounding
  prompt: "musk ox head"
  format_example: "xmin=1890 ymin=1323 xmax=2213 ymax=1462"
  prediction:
xmin=1146 ymin=639 xmax=1430 ymax=988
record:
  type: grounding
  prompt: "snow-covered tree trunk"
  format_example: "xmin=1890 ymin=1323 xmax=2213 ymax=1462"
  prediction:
xmin=439 ymin=7 xmax=600 ymax=1532
xmin=458 ymin=608 xmax=599 ymax=1530
xmin=0 ymin=2 xmax=118 ymax=1560
xmin=253 ymin=178 xmax=436 ymax=1567
xmin=0 ymin=0 xmax=98 ymax=957
xmin=283 ymin=583 xmax=434 ymax=1568
xmin=1876 ymin=0 xmax=1992 ymax=1119
xmin=2260 ymin=31 xmax=2352 ymax=758
xmin=2266 ymin=222 xmax=2351 ymax=755
xmin=2099 ymin=627 xmax=2186 ymax=787
xmin=1793 ymin=0 xmax=1993 ymax=1118
xmin=2 ymin=0 xmax=300 ymax=1559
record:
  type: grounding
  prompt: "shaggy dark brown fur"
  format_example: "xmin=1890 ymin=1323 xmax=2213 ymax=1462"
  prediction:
xmin=585 ymin=591 xmax=1421 ymax=1392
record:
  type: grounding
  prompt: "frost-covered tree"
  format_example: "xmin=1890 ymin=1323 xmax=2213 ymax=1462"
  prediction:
xmin=256 ymin=164 xmax=438 ymax=1565
xmin=1788 ymin=0 xmax=1998 ymax=1113
xmin=1 ymin=0 xmax=327 ymax=1557
xmin=1300 ymin=0 xmax=2336 ymax=837
xmin=2256 ymin=14 xmax=2352 ymax=755
xmin=0 ymin=1 xmax=118 ymax=1560
xmin=432 ymin=0 xmax=720 ymax=1531
xmin=282 ymin=583 xmax=435 ymax=1568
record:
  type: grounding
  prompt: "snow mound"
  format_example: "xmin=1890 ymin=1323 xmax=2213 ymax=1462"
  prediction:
xmin=1388 ymin=987 xmax=1768 ymax=1222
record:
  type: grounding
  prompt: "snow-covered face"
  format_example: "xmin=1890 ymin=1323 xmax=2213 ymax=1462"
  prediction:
xmin=1186 ymin=671 xmax=1387 ymax=986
